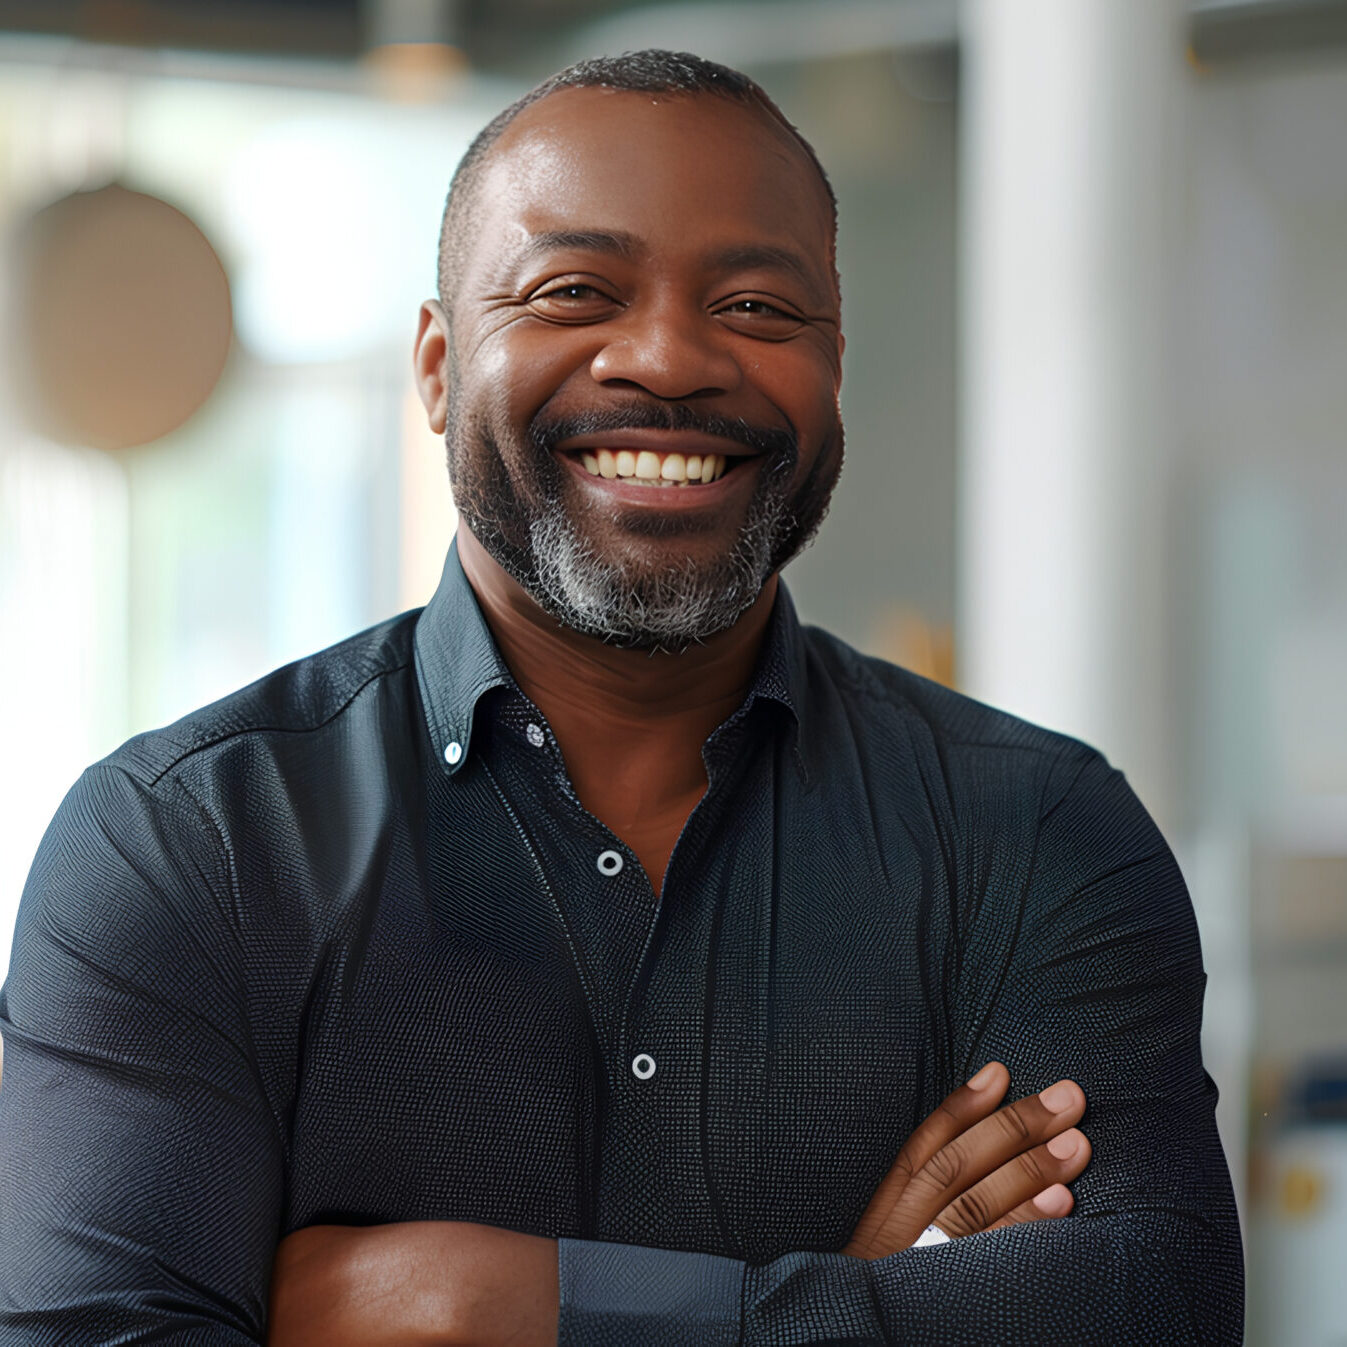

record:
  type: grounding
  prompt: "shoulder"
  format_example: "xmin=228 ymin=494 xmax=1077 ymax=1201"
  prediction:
xmin=15 ymin=612 xmax=424 ymax=982
xmin=104 ymin=609 xmax=422 ymax=791
xmin=796 ymin=622 xmax=1102 ymax=806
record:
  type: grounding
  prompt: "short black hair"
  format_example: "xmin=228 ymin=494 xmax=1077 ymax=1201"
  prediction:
xmin=435 ymin=48 xmax=838 ymax=310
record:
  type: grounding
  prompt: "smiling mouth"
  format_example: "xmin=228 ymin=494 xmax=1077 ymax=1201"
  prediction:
xmin=566 ymin=447 xmax=740 ymax=487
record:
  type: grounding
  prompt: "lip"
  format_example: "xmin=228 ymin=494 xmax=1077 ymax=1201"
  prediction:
xmin=553 ymin=426 xmax=764 ymax=459
xmin=554 ymin=444 xmax=763 ymax=507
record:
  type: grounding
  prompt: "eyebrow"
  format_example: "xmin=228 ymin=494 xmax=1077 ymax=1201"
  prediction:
xmin=510 ymin=231 xmax=827 ymax=302
xmin=707 ymin=243 xmax=822 ymax=296
xmin=513 ymin=229 xmax=644 ymax=266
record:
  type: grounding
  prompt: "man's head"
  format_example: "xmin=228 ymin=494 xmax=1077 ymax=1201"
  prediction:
xmin=414 ymin=49 xmax=845 ymax=651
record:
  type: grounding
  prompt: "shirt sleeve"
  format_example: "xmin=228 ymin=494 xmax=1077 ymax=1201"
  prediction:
xmin=557 ymin=748 xmax=1244 ymax=1346
xmin=0 ymin=765 xmax=282 ymax=1344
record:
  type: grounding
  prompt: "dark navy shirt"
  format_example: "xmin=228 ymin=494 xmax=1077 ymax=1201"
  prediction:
xmin=0 ymin=539 xmax=1242 ymax=1344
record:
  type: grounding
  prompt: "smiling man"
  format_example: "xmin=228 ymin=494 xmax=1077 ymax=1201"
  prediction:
xmin=434 ymin=75 xmax=843 ymax=662
xmin=0 ymin=51 xmax=1242 ymax=1346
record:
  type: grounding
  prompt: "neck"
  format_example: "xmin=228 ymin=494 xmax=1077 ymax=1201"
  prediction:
xmin=455 ymin=525 xmax=777 ymax=894
xmin=455 ymin=524 xmax=777 ymax=731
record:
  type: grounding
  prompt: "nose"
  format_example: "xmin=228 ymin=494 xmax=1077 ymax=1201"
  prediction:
xmin=588 ymin=299 xmax=741 ymax=399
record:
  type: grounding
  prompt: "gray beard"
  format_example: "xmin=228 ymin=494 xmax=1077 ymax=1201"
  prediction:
xmin=446 ymin=396 xmax=840 ymax=652
xmin=522 ymin=467 xmax=796 ymax=651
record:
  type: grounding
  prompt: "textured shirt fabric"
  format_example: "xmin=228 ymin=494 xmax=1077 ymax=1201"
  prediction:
xmin=0 ymin=539 xmax=1243 ymax=1344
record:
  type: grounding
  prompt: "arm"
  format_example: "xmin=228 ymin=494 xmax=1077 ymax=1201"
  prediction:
xmin=0 ymin=766 xmax=282 ymax=1343
xmin=264 ymin=748 xmax=1241 ymax=1345
xmin=267 ymin=1068 xmax=1094 ymax=1344
xmin=556 ymin=748 xmax=1243 ymax=1345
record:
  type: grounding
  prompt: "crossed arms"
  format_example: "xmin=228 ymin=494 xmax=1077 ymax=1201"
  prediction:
xmin=0 ymin=752 xmax=1243 ymax=1344
xmin=267 ymin=1064 xmax=1094 ymax=1344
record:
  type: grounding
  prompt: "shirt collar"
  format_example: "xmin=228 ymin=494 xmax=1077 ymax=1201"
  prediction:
xmin=414 ymin=536 xmax=513 ymax=776
xmin=743 ymin=579 xmax=805 ymax=726
xmin=739 ymin=579 xmax=811 ymax=782
xmin=414 ymin=536 xmax=810 ymax=778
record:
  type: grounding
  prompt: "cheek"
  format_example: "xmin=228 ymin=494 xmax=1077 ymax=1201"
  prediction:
xmin=462 ymin=343 xmax=526 ymax=436
xmin=763 ymin=366 xmax=841 ymax=468
xmin=783 ymin=384 xmax=844 ymax=494
xmin=478 ymin=327 xmax=596 ymax=425
xmin=750 ymin=340 xmax=839 ymax=415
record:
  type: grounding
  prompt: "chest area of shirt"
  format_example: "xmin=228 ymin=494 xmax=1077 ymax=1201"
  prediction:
xmin=282 ymin=747 xmax=955 ymax=1255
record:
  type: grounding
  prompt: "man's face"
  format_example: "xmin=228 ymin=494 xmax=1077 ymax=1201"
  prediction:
xmin=439 ymin=86 xmax=844 ymax=649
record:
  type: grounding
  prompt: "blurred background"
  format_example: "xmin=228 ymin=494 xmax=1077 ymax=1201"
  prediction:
xmin=0 ymin=0 xmax=1344 ymax=1339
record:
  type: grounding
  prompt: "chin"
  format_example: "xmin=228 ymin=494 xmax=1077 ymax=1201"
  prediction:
xmin=525 ymin=512 xmax=769 ymax=650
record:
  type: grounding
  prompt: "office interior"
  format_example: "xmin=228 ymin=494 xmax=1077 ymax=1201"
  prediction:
xmin=1 ymin=1 xmax=1345 ymax=1341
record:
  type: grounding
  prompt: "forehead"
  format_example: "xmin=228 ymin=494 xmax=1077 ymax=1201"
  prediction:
xmin=463 ymin=86 xmax=834 ymax=290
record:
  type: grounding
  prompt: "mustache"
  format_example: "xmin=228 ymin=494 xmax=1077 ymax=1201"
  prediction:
xmin=529 ymin=402 xmax=798 ymax=461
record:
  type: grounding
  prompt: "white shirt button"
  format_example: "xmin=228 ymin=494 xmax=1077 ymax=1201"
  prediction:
xmin=525 ymin=722 xmax=545 ymax=748
xmin=443 ymin=741 xmax=463 ymax=765
xmin=631 ymin=1053 xmax=656 ymax=1080
xmin=596 ymin=849 xmax=624 ymax=877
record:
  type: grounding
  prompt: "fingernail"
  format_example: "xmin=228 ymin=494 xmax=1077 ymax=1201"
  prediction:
xmin=1040 ymin=1081 xmax=1077 ymax=1113
xmin=1033 ymin=1184 xmax=1072 ymax=1215
xmin=967 ymin=1063 xmax=1000 ymax=1091
xmin=1047 ymin=1129 xmax=1081 ymax=1159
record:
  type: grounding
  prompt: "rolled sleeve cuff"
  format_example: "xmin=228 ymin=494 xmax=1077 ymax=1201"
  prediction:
xmin=557 ymin=1238 xmax=743 ymax=1346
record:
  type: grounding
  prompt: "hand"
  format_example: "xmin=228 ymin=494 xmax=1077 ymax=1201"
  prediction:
xmin=267 ymin=1219 xmax=558 ymax=1347
xmin=842 ymin=1062 xmax=1090 ymax=1260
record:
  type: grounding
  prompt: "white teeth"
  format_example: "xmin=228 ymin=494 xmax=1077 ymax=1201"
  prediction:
xmin=573 ymin=448 xmax=733 ymax=485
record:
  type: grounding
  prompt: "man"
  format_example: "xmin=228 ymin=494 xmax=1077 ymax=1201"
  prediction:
xmin=0 ymin=50 xmax=1241 ymax=1344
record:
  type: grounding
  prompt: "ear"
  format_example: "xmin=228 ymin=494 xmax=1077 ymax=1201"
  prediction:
xmin=414 ymin=300 xmax=450 ymax=435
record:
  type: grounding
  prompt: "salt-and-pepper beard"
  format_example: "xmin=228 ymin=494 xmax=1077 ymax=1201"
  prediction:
xmin=445 ymin=396 xmax=843 ymax=652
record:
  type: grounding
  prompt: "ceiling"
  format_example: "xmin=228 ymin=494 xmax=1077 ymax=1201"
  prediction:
xmin=0 ymin=0 xmax=1345 ymax=78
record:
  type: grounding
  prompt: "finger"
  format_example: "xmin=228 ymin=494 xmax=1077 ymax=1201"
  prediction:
xmin=934 ymin=1126 xmax=1091 ymax=1237
xmin=889 ymin=1062 xmax=1011 ymax=1178
xmin=985 ymin=1182 xmax=1076 ymax=1231
xmin=908 ymin=1078 xmax=1086 ymax=1215
xmin=852 ymin=1063 xmax=1010 ymax=1229
xmin=844 ymin=1064 xmax=1011 ymax=1259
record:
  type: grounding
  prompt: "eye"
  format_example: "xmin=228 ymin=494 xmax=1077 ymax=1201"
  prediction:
xmin=715 ymin=295 xmax=806 ymax=338
xmin=541 ymin=283 xmax=602 ymax=302
xmin=526 ymin=279 xmax=620 ymax=321
xmin=724 ymin=299 xmax=786 ymax=316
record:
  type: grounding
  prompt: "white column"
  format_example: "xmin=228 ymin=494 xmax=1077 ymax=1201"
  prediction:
xmin=958 ymin=0 xmax=1185 ymax=822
